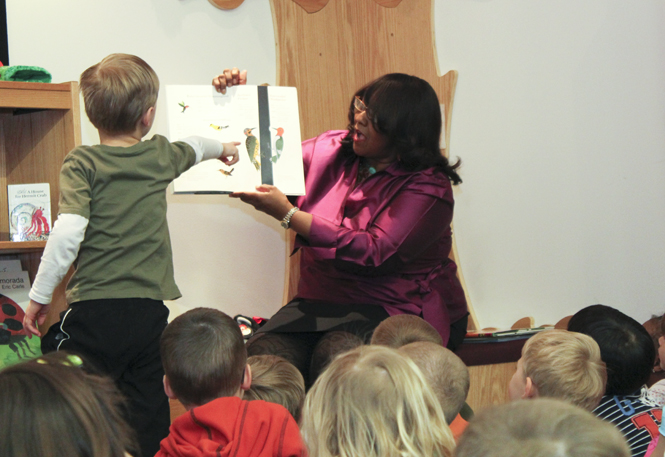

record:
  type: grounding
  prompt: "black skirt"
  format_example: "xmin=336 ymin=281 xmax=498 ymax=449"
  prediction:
xmin=257 ymin=299 xmax=390 ymax=340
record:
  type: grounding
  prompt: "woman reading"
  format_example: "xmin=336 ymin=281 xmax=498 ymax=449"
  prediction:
xmin=214 ymin=69 xmax=468 ymax=384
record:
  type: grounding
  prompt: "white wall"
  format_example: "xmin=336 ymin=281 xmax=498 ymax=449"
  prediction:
xmin=7 ymin=0 xmax=665 ymax=328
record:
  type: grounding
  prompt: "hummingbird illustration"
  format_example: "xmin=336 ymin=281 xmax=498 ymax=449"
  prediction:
xmin=178 ymin=101 xmax=189 ymax=113
xmin=272 ymin=127 xmax=284 ymax=163
xmin=244 ymin=128 xmax=261 ymax=171
xmin=210 ymin=124 xmax=229 ymax=131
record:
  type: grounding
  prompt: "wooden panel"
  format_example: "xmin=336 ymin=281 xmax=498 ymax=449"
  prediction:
xmin=270 ymin=0 xmax=457 ymax=151
xmin=207 ymin=0 xmax=245 ymax=10
xmin=282 ymin=230 xmax=301 ymax=306
xmin=208 ymin=0 xmax=405 ymax=13
xmin=466 ymin=361 xmax=516 ymax=413
xmin=292 ymin=0 xmax=330 ymax=13
xmin=271 ymin=0 xmax=475 ymax=327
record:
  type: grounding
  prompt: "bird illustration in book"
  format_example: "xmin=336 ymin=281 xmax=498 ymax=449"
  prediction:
xmin=210 ymin=124 xmax=229 ymax=131
xmin=219 ymin=168 xmax=234 ymax=176
xmin=272 ymin=127 xmax=284 ymax=163
xmin=178 ymin=101 xmax=189 ymax=113
xmin=244 ymin=128 xmax=261 ymax=171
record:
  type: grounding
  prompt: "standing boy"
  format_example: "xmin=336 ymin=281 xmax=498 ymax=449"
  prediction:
xmin=23 ymin=53 xmax=239 ymax=457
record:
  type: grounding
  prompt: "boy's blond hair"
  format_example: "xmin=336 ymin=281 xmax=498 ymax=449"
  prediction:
xmin=79 ymin=53 xmax=159 ymax=134
xmin=399 ymin=341 xmax=469 ymax=424
xmin=160 ymin=308 xmax=246 ymax=408
xmin=301 ymin=345 xmax=455 ymax=457
xmin=244 ymin=355 xmax=305 ymax=422
xmin=521 ymin=329 xmax=606 ymax=411
xmin=455 ymin=398 xmax=630 ymax=457
xmin=371 ymin=314 xmax=443 ymax=347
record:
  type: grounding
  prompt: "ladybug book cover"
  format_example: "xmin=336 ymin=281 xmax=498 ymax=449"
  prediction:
xmin=0 ymin=270 xmax=41 ymax=368
xmin=7 ymin=183 xmax=51 ymax=242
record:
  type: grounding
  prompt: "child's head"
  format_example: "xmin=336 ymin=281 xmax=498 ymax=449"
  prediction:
xmin=0 ymin=351 xmax=135 ymax=457
xmin=371 ymin=314 xmax=443 ymax=347
xmin=398 ymin=341 xmax=469 ymax=424
xmin=301 ymin=345 xmax=455 ymax=457
xmin=508 ymin=330 xmax=606 ymax=411
xmin=568 ymin=304 xmax=655 ymax=395
xmin=455 ymin=398 xmax=630 ymax=457
xmin=656 ymin=314 xmax=665 ymax=371
xmin=309 ymin=330 xmax=364 ymax=385
xmin=80 ymin=53 xmax=159 ymax=135
xmin=161 ymin=307 xmax=248 ymax=408
xmin=244 ymin=355 xmax=305 ymax=422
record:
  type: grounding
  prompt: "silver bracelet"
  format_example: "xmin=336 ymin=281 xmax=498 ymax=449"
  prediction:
xmin=280 ymin=207 xmax=300 ymax=229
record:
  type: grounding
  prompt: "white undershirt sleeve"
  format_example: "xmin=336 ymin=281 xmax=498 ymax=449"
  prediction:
xmin=29 ymin=213 xmax=88 ymax=305
xmin=180 ymin=136 xmax=224 ymax=164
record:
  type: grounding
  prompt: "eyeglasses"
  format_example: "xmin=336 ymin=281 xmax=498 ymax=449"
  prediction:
xmin=354 ymin=96 xmax=368 ymax=114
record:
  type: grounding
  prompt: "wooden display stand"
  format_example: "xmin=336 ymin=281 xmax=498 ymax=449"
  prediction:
xmin=0 ymin=80 xmax=81 ymax=332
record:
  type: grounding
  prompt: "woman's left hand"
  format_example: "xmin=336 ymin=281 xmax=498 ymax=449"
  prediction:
xmin=230 ymin=185 xmax=293 ymax=221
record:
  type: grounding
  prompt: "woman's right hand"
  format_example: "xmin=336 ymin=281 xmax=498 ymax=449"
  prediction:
xmin=212 ymin=68 xmax=248 ymax=94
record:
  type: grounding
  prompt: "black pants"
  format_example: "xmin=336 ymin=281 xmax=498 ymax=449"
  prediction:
xmin=41 ymin=298 xmax=170 ymax=457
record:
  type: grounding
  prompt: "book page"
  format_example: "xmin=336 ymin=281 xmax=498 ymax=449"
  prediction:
xmin=166 ymin=85 xmax=305 ymax=195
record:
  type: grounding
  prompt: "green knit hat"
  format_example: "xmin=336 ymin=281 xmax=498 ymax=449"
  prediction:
xmin=0 ymin=65 xmax=52 ymax=83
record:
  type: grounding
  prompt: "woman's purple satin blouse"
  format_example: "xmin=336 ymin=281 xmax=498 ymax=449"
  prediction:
xmin=293 ymin=130 xmax=467 ymax=344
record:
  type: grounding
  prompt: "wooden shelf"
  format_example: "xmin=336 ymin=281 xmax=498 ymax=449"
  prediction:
xmin=0 ymin=81 xmax=78 ymax=110
xmin=0 ymin=241 xmax=47 ymax=254
xmin=0 ymin=80 xmax=81 ymax=332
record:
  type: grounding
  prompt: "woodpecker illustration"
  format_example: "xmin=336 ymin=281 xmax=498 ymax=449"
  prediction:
xmin=210 ymin=124 xmax=229 ymax=131
xmin=178 ymin=101 xmax=189 ymax=113
xmin=219 ymin=168 xmax=234 ymax=176
xmin=244 ymin=128 xmax=261 ymax=171
xmin=272 ymin=127 xmax=284 ymax=163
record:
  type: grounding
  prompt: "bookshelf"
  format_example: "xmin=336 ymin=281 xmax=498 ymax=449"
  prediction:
xmin=0 ymin=80 xmax=81 ymax=330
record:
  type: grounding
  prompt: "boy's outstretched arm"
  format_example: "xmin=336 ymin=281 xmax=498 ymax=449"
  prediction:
xmin=24 ymin=213 xmax=88 ymax=338
xmin=180 ymin=136 xmax=240 ymax=165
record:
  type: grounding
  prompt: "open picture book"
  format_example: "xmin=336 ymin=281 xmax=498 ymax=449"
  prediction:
xmin=166 ymin=85 xmax=305 ymax=195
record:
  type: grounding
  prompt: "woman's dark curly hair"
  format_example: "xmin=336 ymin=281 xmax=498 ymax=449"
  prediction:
xmin=340 ymin=73 xmax=462 ymax=184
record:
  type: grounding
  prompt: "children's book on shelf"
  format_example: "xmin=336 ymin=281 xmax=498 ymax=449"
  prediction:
xmin=0 ymin=270 xmax=41 ymax=368
xmin=165 ymin=84 xmax=306 ymax=195
xmin=7 ymin=183 xmax=51 ymax=242
xmin=0 ymin=260 xmax=22 ymax=273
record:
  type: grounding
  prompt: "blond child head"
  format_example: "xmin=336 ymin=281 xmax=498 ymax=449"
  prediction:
xmin=508 ymin=329 xmax=606 ymax=411
xmin=301 ymin=345 xmax=454 ymax=457
xmin=79 ymin=53 xmax=159 ymax=135
xmin=371 ymin=314 xmax=443 ymax=348
xmin=399 ymin=341 xmax=469 ymax=424
xmin=455 ymin=398 xmax=630 ymax=457
xmin=244 ymin=355 xmax=305 ymax=422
